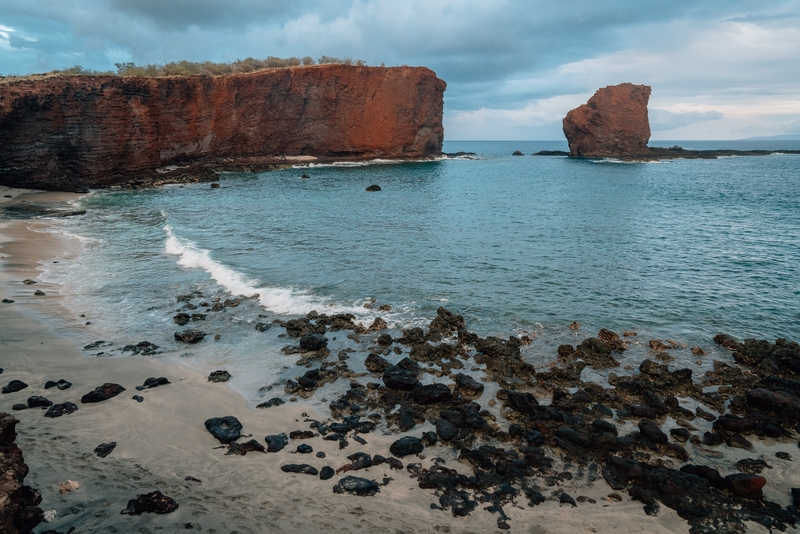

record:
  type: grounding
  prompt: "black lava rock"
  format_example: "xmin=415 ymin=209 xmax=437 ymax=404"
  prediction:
xmin=81 ymin=383 xmax=126 ymax=403
xmin=281 ymin=464 xmax=319 ymax=475
xmin=174 ymin=329 xmax=206 ymax=343
xmin=208 ymin=370 xmax=231 ymax=382
xmin=94 ymin=442 xmax=117 ymax=458
xmin=12 ymin=404 xmax=27 ymax=411
xmin=173 ymin=313 xmax=191 ymax=326
xmin=132 ymin=395 xmax=144 ymax=402
xmin=389 ymin=436 xmax=424 ymax=458
xmin=227 ymin=440 xmax=266 ymax=455
xmin=265 ymin=433 xmax=289 ymax=452
xmin=638 ymin=421 xmax=668 ymax=444
xmin=27 ymin=396 xmax=52 ymax=408
xmin=121 ymin=491 xmax=179 ymax=515
xmin=365 ymin=353 xmax=391 ymax=373
xmin=365 ymin=185 xmax=382 ymax=192
xmin=299 ymin=333 xmax=328 ymax=352
xmin=560 ymin=493 xmax=577 ymax=507
xmin=256 ymin=397 xmax=285 ymax=409
xmin=411 ymin=384 xmax=453 ymax=404
xmin=455 ymin=373 xmax=484 ymax=396
xmin=44 ymin=402 xmax=78 ymax=418
xmin=436 ymin=419 xmax=458 ymax=441
xmin=2 ymin=380 xmax=28 ymax=394
xmin=320 ymin=466 xmax=335 ymax=480
xmin=333 ymin=476 xmax=380 ymax=496
xmin=382 ymin=366 xmax=420 ymax=391
xmin=296 ymin=444 xmax=313 ymax=454
xmin=44 ymin=379 xmax=71 ymax=390
xmin=142 ymin=377 xmax=170 ymax=388
xmin=203 ymin=416 xmax=243 ymax=444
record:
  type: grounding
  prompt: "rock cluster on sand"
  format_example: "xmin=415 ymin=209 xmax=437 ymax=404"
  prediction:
xmin=562 ymin=83 xmax=652 ymax=157
xmin=0 ymin=412 xmax=44 ymax=533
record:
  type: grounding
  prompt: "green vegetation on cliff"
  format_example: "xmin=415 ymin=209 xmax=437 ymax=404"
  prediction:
xmin=7 ymin=56 xmax=374 ymax=80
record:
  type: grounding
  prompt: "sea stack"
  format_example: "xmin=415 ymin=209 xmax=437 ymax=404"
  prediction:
xmin=562 ymin=83 xmax=651 ymax=157
xmin=0 ymin=65 xmax=446 ymax=191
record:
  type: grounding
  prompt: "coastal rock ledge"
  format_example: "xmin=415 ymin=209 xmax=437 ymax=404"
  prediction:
xmin=0 ymin=412 xmax=44 ymax=534
xmin=0 ymin=65 xmax=446 ymax=191
xmin=562 ymin=83 xmax=651 ymax=157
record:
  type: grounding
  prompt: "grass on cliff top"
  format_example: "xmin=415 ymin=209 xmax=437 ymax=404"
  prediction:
xmin=1 ymin=56 xmax=379 ymax=82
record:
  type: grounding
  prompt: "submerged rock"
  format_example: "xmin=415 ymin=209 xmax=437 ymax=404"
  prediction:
xmin=208 ymin=370 xmax=231 ymax=383
xmin=94 ymin=442 xmax=117 ymax=458
xmin=121 ymin=491 xmax=178 ymax=515
xmin=174 ymin=329 xmax=205 ymax=343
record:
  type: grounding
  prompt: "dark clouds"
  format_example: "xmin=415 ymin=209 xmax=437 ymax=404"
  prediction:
xmin=1 ymin=0 xmax=799 ymax=138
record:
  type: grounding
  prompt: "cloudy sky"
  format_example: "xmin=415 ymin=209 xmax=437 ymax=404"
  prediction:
xmin=1 ymin=0 xmax=799 ymax=140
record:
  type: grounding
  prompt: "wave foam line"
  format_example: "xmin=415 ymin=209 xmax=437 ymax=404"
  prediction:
xmin=163 ymin=225 xmax=363 ymax=316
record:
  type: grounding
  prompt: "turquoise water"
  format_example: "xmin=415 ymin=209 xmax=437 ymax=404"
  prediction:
xmin=33 ymin=140 xmax=800 ymax=400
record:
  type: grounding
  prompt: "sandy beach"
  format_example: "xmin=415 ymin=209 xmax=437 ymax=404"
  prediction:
xmin=3 ymin=187 xmax=790 ymax=533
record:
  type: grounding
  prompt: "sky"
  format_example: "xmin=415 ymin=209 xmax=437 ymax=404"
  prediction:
xmin=1 ymin=0 xmax=799 ymax=140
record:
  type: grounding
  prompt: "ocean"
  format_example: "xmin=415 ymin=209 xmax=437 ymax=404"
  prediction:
xmin=33 ymin=140 xmax=800 ymax=405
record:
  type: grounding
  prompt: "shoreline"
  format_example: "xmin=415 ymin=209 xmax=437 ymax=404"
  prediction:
xmin=2 ymin=188 xmax=794 ymax=533
xmin=0 ymin=190 xmax=696 ymax=533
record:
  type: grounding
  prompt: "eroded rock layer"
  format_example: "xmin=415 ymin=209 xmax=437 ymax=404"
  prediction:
xmin=0 ymin=412 xmax=43 ymax=534
xmin=562 ymin=83 xmax=651 ymax=157
xmin=0 ymin=65 xmax=446 ymax=191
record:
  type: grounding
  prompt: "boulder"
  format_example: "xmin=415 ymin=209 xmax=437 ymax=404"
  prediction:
xmin=203 ymin=416 xmax=242 ymax=444
xmin=299 ymin=333 xmax=328 ymax=352
xmin=44 ymin=402 xmax=78 ymax=418
xmin=94 ymin=442 xmax=117 ymax=458
xmin=411 ymin=383 xmax=452 ymax=404
xmin=0 ymin=412 xmax=44 ymax=532
xmin=208 ymin=370 xmax=231 ymax=382
xmin=389 ymin=436 xmax=424 ymax=458
xmin=81 ymin=383 xmax=126 ymax=403
xmin=281 ymin=464 xmax=318 ymax=475
xmin=725 ymin=474 xmax=766 ymax=500
xmin=174 ymin=329 xmax=205 ymax=343
xmin=2 ymin=380 xmax=28 ymax=394
xmin=265 ymin=433 xmax=289 ymax=452
xmin=332 ymin=476 xmax=380 ymax=496
xmin=120 ymin=491 xmax=179 ymax=515
xmin=382 ymin=366 xmax=420 ymax=391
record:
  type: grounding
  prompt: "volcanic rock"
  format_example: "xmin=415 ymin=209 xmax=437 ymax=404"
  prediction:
xmin=26 ymin=396 xmax=52 ymax=409
xmin=299 ymin=333 xmax=328 ymax=352
xmin=454 ymin=373 xmax=484 ymax=396
xmin=121 ymin=491 xmax=178 ymax=515
xmin=208 ymin=370 xmax=231 ymax=383
xmin=44 ymin=379 xmax=71 ymax=390
xmin=174 ymin=329 xmax=205 ymax=343
xmin=226 ymin=440 xmax=266 ymax=455
xmin=265 ymin=433 xmax=289 ymax=452
xmin=44 ymin=402 xmax=78 ymax=418
xmin=2 ymin=380 xmax=28 ymax=394
xmin=0 ymin=412 xmax=44 ymax=533
xmin=0 ymin=66 xmax=446 ymax=191
xmin=389 ymin=436 xmax=424 ymax=458
xmin=81 ymin=383 xmax=126 ymax=403
xmin=203 ymin=416 xmax=242 ymax=444
xmin=94 ymin=442 xmax=117 ymax=458
xmin=332 ymin=476 xmax=380 ymax=496
xmin=725 ymin=474 xmax=766 ymax=499
xmin=562 ymin=83 xmax=651 ymax=157
xmin=281 ymin=464 xmax=318 ymax=475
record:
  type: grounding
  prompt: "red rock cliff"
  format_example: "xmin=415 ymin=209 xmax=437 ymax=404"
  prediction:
xmin=0 ymin=413 xmax=43 ymax=534
xmin=0 ymin=65 xmax=446 ymax=191
xmin=562 ymin=83 xmax=651 ymax=157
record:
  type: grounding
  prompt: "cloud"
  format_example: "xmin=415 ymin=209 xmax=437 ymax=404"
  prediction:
xmin=649 ymin=110 xmax=724 ymax=131
xmin=0 ymin=0 xmax=799 ymax=138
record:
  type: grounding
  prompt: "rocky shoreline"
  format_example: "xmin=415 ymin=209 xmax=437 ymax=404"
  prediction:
xmin=2 ymin=190 xmax=799 ymax=533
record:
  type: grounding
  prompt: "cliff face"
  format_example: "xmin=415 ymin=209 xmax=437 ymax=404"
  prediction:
xmin=0 ymin=65 xmax=446 ymax=191
xmin=0 ymin=413 xmax=43 ymax=534
xmin=562 ymin=83 xmax=651 ymax=157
